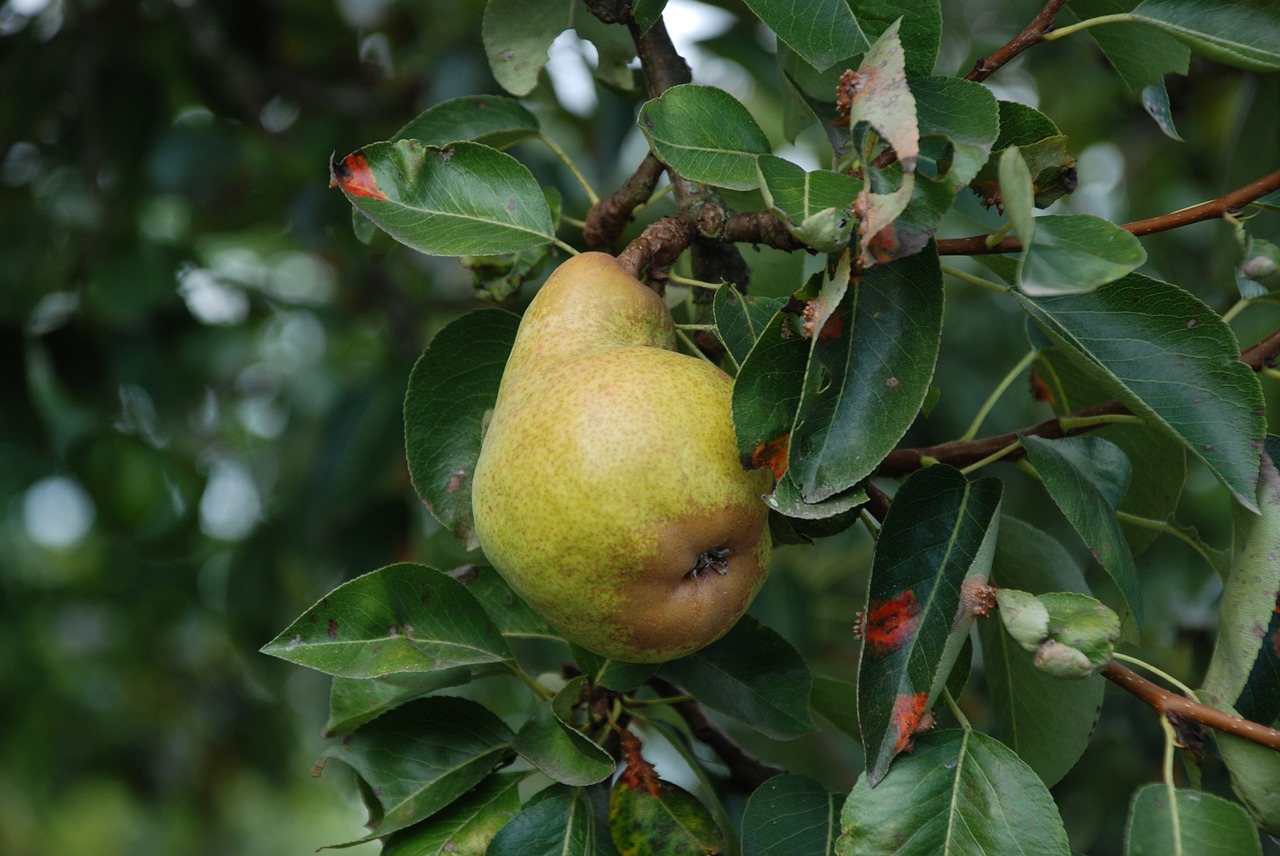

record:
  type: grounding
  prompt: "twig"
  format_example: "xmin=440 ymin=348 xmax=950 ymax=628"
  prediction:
xmin=1101 ymin=661 xmax=1280 ymax=752
xmin=648 ymin=677 xmax=785 ymax=792
xmin=616 ymin=215 xmax=697 ymax=280
xmin=1241 ymin=327 xmax=1280 ymax=370
xmin=965 ymin=0 xmax=1072 ymax=83
xmin=584 ymin=154 xmax=666 ymax=250
xmin=877 ymin=401 xmax=1132 ymax=477
xmin=937 ymin=168 xmax=1280 ymax=256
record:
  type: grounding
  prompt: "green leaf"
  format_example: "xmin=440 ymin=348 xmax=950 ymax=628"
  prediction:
xmin=767 ymin=477 xmax=867 ymax=522
xmin=481 ymin=0 xmax=633 ymax=96
xmin=856 ymin=0 xmax=941 ymax=78
xmin=631 ymin=0 xmax=667 ymax=35
xmin=381 ymin=773 xmax=523 ymax=856
xmin=331 ymin=141 xmax=554 ymax=256
xmin=392 ymin=95 xmax=541 ymax=149
xmin=732 ymin=301 xmax=810 ymax=478
xmin=638 ymin=84 xmax=772 ymax=191
xmin=978 ymin=516 xmax=1106 ymax=787
xmin=321 ymin=696 xmax=513 ymax=839
xmin=836 ymin=730 xmax=1071 ymax=855
xmin=1125 ymin=783 xmax=1262 ymax=855
xmin=1033 ymin=346 xmax=1187 ymax=557
xmin=999 ymin=147 xmax=1036 ymax=245
xmin=777 ymin=1 xmax=940 ymax=141
xmin=1018 ymin=214 xmax=1148 ymax=296
xmin=513 ymin=676 xmax=615 ymax=786
xmin=742 ymin=0 xmax=868 ymax=71
xmin=447 ymin=564 xmax=559 ymax=642
xmin=260 ymin=563 xmax=512 ymax=679
xmin=1132 ymin=0 xmax=1280 ymax=72
xmin=857 ymin=77 xmax=997 ymax=262
xmin=1064 ymin=0 xmax=1191 ymax=140
xmin=1202 ymin=450 xmax=1280 ymax=710
xmin=1215 ymin=723 xmax=1280 ymax=835
xmin=1021 ymin=434 xmax=1143 ymax=635
xmin=660 ymin=614 xmax=816 ymax=740
xmin=610 ymin=777 xmax=724 ymax=856
xmin=786 ymin=249 xmax=944 ymax=502
xmin=1019 ymin=272 xmax=1267 ymax=510
xmin=742 ymin=774 xmax=839 ymax=856
xmin=713 ymin=287 xmax=787 ymax=368
xmin=1141 ymin=80 xmax=1184 ymax=141
xmin=404 ymin=309 xmax=519 ymax=550
xmin=1069 ymin=0 xmax=1191 ymax=89
xmin=912 ymin=77 xmax=1000 ymax=187
xmin=325 ymin=669 xmax=472 ymax=737
xmin=857 ymin=466 xmax=1003 ymax=785
xmin=971 ymin=101 xmax=1078 ymax=210
xmin=572 ymin=644 xmax=660 ymax=693
xmin=757 ymin=155 xmax=859 ymax=253
xmin=809 ymin=675 xmax=860 ymax=740
xmin=574 ymin=12 xmax=637 ymax=93
xmin=488 ymin=790 xmax=610 ymax=855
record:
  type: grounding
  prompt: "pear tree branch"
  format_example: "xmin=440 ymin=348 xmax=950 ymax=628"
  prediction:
xmin=877 ymin=326 xmax=1280 ymax=477
xmin=964 ymin=0 xmax=1072 ymax=83
xmin=1101 ymin=661 xmax=1280 ymax=752
xmin=937 ymin=167 xmax=1280 ymax=256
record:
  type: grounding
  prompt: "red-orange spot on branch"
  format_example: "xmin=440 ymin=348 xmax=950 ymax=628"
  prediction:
xmin=890 ymin=692 xmax=930 ymax=755
xmin=618 ymin=730 xmax=660 ymax=796
xmin=751 ymin=434 xmax=790 ymax=480
xmin=864 ymin=589 xmax=921 ymax=655
xmin=330 ymin=150 xmax=387 ymax=201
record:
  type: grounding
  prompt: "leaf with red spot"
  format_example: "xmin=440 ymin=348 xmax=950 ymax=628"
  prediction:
xmin=857 ymin=465 xmax=1002 ymax=786
xmin=731 ymin=296 xmax=810 ymax=477
xmin=837 ymin=730 xmax=1071 ymax=854
xmin=610 ymin=753 xmax=724 ymax=856
xmin=331 ymin=140 xmax=555 ymax=257
xmin=404 ymin=308 xmax=520 ymax=550
xmin=259 ymin=562 xmax=512 ymax=679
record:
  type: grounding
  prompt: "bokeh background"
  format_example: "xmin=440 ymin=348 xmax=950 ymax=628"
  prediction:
xmin=1 ymin=0 xmax=1276 ymax=853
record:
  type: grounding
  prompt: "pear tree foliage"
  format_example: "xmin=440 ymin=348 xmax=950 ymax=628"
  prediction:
xmin=265 ymin=0 xmax=1280 ymax=852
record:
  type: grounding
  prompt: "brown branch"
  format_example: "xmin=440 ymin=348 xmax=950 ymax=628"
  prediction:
xmin=938 ymin=168 xmax=1280 ymax=256
xmin=877 ymin=326 xmax=1277 ymax=479
xmin=966 ymin=0 xmax=1072 ymax=83
xmin=649 ymin=677 xmax=785 ymax=792
xmin=584 ymin=154 xmax=666 ymax=250
xmin=616 ymin=215 xmax=696 ymax=280
xmin=877 ymin=401 xmax=1131 ymax=477
xmin=1241 ymin=327 xmax=1280 ymax=370
xmin=1101 ymin=661 xmax=1280 ymax=752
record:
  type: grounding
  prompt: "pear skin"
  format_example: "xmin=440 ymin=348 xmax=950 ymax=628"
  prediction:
xmin=472 ymin=252 xmax=773 ymax=662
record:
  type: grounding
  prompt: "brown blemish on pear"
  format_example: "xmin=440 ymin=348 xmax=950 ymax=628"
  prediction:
xmin=472 ymin=252 xmax=773 ymax=663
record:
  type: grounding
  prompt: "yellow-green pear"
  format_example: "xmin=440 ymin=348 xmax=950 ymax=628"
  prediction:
xmin=472 ymin=252 xmax=773 ymax=663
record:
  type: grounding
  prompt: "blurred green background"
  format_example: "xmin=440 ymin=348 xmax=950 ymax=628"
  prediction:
xmin=1 ymin=0 xmax=1275 ymax=853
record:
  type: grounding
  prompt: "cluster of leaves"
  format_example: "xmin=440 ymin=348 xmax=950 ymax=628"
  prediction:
xmin=267 ymin=0 xmax=1280 ymax=853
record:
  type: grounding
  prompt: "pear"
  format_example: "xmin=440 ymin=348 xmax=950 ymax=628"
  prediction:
xmin=472 ymin=252 xmax=773 ymax=663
